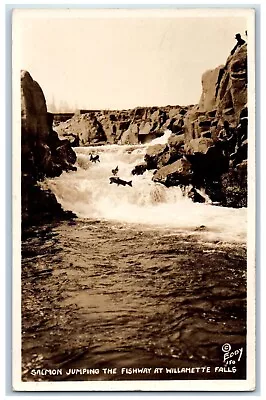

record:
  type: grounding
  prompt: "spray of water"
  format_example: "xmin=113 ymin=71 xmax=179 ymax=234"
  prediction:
xmin=42 ymin=141 xmax=247 ymax=243
xmin=148 ymin=129 xmax=172 ymax=145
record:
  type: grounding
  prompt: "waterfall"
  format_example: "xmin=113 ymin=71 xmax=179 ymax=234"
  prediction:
xmin=42 ymin=143 xmax=246 ymax=242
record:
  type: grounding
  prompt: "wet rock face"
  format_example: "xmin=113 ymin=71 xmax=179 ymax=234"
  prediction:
xmin=142 ymin=43 xmax=248 ymax=207
xmin=21 ymin=70 xmax=77 ymax=224
xmin=131 ymin=163 xmax=147 ymax=176
xmin=22 ymin=182 xmax=75 ymax=227
xmin=145 ymin=144 xmax=170 ymax=170
xmin=187 ymin=187 xmax=206 ymax=204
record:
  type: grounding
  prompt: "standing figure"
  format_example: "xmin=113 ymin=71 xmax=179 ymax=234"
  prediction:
xmin=230 ymin=33 xmax=246 ymax=56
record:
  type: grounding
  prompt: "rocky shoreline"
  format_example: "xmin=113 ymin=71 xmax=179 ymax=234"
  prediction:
xmin=139 ymin=44 xmax=248 ymax=207
xmin=21 ymin=41 xmax=248 ymax=225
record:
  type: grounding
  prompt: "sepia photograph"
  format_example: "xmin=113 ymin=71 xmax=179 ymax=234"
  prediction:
xmin=12 ymin=7 xmax=255 ymax=391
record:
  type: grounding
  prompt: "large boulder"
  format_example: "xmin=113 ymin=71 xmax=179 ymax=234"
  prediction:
xmin=185 ymin=137 xmax=214 ymax=155
xmin=131 ymin=162 xmax=147 ymax=176
xmin=21 ymin=70 xmax=49 ymax=142
xmin=54 ymin=141 xmax=77 ymax=171
xmin=55 ymin=113 xmax=107 ymax=145
xmin=139 ymin=121 xmax=152 ymax=135
xmin=167 ymin=133 xmax=185 ymax=161
xmin=144 ymin=144 xmax=170 ymax=169
xmin=187 ymin=187 xmax=206 ymax=203
xmin=119 ymin=123 xmax=139 ymax=145
xmin=33 ymin=143 xmax=62 ymax=179
xmin=198 ymin=66 xmax=224 ymax=112
xmin=152 ymin=158 xmax=193 ymax=187
xmin=183 ymin=109 xmax=207 ymax=142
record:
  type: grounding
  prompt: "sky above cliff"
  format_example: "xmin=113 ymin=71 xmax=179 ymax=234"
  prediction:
xmin=14 ymin=9 xmax=251 ymax=111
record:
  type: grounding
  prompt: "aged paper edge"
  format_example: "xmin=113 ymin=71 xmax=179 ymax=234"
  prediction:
xmin=11 ymin=7 xmax=256 ymax=392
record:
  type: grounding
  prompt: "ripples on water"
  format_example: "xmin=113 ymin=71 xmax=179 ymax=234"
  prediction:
xmin=22 ymin=219 xmax=246 ymax=381
xmin=22 ymin=142 xmax=247 ymax=382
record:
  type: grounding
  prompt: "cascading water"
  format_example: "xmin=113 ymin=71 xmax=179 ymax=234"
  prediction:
xmin=23 ymin=134 xmax=247 ymax=381
xmin=42 ymin=138 xmax=246 ymax=243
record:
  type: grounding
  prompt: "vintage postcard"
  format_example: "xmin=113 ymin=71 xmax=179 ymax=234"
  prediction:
xmin=12 ymin=8 xmax=256 ymax=391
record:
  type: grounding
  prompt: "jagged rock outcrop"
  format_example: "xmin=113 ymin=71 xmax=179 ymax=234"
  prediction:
xmin=38 ymin=40 xmax=247 ymax=209
xmin=54 ymin=105 xmax=193 ymax=146
xmin=145 ymin=144 xmax=171 ymax=170
xmin=144 ymin=42 xmax=248 ymax=207
xmin=198 ymin=66 xmax=224 ymax=112
xmin=167 ymin=133 xmax=185 ymax=161
xmin=184 ymin=43 xmax=248 ymax=149
xmin=21 ymin=71 xmax=77 ymax=224
xmin=184 ymin=137 xmax=214 ymax=155
xmin=54 ymin=112 xmax=107 ymax=146
xmin=216 ymin=45 xmax=247 ymax=123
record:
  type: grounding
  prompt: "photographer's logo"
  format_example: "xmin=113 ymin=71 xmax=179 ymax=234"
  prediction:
xmin=222 ymin=343 xmax=243 ymax=365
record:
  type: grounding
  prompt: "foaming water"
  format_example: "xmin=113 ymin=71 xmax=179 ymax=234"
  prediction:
xmin=42 ymin=143 xmax=247 ymax=243
xmin=149 ymin=129 xmax=172 ymax=144
xmin=23 ymin=132 xmax=247 ymax=382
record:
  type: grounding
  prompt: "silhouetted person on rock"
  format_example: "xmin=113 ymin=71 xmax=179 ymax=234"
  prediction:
xmin=230 ymin=33 xmax=246 ymax=56
xmin=215 ymin=34 xmax=246 ymax=98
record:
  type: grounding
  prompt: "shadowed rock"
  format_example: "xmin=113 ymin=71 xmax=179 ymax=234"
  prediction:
xmin=142 ymin=40 xmax=248 ymax=207
xmin=145 ymin=144 xmax=170 ymax=169
xmin=131 ymin=163 xmax=147 ymax=176
xmin=21 ymin=70 xmax=77 ymax=225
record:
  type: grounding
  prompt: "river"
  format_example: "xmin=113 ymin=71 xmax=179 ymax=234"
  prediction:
xmin=21 ymin=138 xmax=247 ymax=382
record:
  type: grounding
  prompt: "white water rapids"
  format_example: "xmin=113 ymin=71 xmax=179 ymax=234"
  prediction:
xmin=42 ymin=137 xmax=247 ymax=243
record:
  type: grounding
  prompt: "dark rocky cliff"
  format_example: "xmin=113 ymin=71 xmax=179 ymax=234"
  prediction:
xmin=21 ymin=71 xmax=77 ymax=225
xmin=144 ymin=43 xmax=248 ymax=207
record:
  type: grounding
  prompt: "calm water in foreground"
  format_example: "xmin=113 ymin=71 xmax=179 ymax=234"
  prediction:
xmin=22 ymin=219 xmax=246 ymax=382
